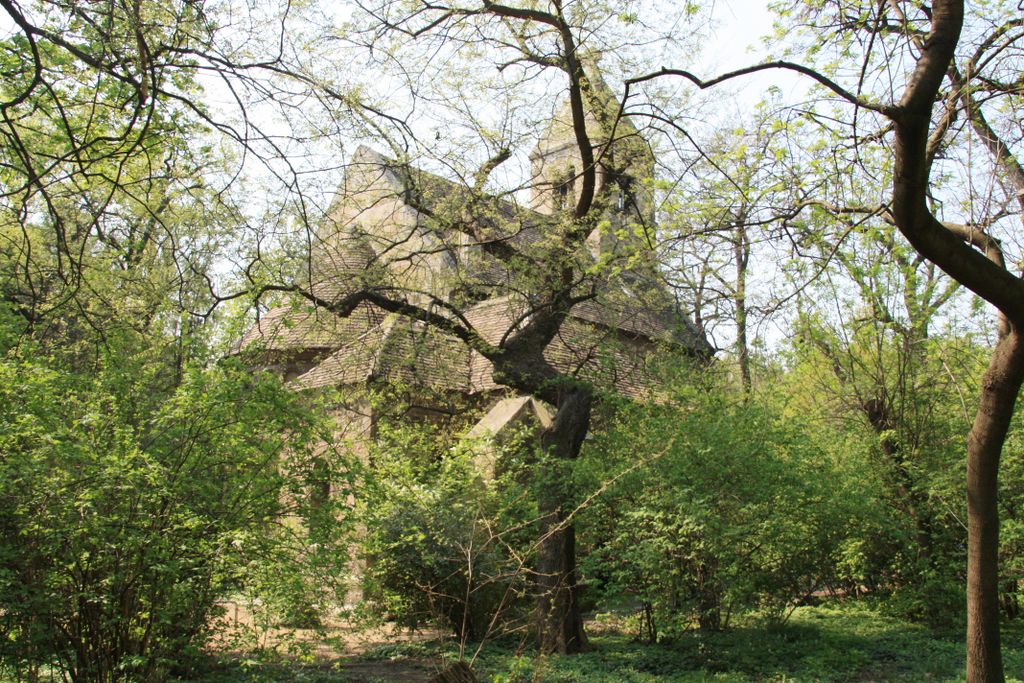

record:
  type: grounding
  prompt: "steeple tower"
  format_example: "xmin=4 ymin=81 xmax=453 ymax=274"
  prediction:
xmin=528 ymin=62 xmax=657 ymax=262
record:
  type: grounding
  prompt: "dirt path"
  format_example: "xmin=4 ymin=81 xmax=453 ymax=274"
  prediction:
xmin=210 ymin=601 xmax=449 ymax=681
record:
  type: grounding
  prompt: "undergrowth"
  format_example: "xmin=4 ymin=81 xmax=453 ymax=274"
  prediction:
xmin=114 ymin=602 xmax=1024 ymax=681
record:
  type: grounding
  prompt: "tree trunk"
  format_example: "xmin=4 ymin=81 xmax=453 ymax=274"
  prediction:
xmin=429 ymin=661 xmax=479 ymax=683
xmin=696 ymin=558 xmax=722 ymax=631
xmin=734 ymin=223 xmax=751 ymax=397
xmin=862 ymin=396 xmax=934 ymax=564
xmin=967 ymin=327 xmax=1024 ymax=682
xmin=535 ymin=386 xmax=592 ymax=654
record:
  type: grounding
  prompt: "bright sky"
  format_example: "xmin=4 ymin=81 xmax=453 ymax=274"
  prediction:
xmin=0 ymin=0 xmax=823 ymax=349
xmin=706 ymin=0 xmax=776 ymax=68
xmin=698 ymin=0 xmax=809 ymax=105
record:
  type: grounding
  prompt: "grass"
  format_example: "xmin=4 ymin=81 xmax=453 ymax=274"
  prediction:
xmin=465 ymin=603 xmax=1021 ymax=682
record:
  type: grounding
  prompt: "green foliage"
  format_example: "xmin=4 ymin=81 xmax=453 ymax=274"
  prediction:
xmin=998 ymin=417 xmax=1024 ymax=619
xmin=305 ymin=602 xmax=1024 ymax=683
xmin=357 ymin=411 xmax=534 ymax=641
xmin=577 ymin=361 xmax=864 ymax=638
xmin=0 ymin=337 xmax=349 ymax=681
xmin=781 ymin=312 xmax=989 ymax=628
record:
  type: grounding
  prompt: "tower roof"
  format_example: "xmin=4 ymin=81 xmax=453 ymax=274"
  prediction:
xmin=529 ymin=62 xmax=653 ymax=166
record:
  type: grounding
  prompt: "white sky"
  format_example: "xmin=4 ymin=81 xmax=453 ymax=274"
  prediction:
xmin=699 ymin=0 xmax=809 ymax=104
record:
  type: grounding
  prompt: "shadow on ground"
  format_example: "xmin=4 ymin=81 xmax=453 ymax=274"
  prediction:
xmin=182 ymin=603 xmax=1024 ymax=682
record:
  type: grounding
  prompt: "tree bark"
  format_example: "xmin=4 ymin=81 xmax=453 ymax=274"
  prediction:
xmin=967 ymin=328 xmax=1024 ymax=682
xmin=734 ymin=223 xmax=751 ymax=397
xmin=881 ymin=2 xmax=1023 ymax=678
xmin=535 ymin=386 xmax=592 ymax=654
xmin=696 ymin=557 xmax=722 ymax=631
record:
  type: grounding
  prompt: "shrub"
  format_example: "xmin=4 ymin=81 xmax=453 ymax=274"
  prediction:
xmin=0 ymin=353 xmax=347 ymax=682
xmin=577 ymin=363 xmax=860 ymax=638
xmin=358 ymin=416 xmax=534 ymax=641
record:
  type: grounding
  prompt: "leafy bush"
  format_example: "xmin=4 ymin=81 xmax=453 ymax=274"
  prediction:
xmin=577 ymin=363 xmax=862 ymax=638
xmin=358 ymin=414 xmax=534 ymax=641
xmin=0 ymin=349 xmax=348 ymax=682
xmin=1000 ymin=426 xmax=1024 ymax=620
xmin=781 ymin=317 xmax=988 ymax=629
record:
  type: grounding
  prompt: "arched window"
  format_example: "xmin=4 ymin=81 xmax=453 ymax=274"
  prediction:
xmin=609 ymin=172 xmax=633 ymax=212
xmin=554 ymin=169 xmax=575 ymax=211
xmin=556 ymin=181 xmax=571 ymax=210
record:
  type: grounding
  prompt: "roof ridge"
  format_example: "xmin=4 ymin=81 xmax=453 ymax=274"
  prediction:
xmin=367 ymin=314 xmax=401 ymax=379
xmin=355 ymin=145 xmax=548 ymax=224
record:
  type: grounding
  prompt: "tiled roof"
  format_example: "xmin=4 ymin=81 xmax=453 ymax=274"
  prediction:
xmin=465 ymin=300 xmax=655 ymax=399
xmin=308 ymin=237 xmax=382 ymax=304
xmin=287 ymin=317 xmax=394 ymax=389
xmin=239 ymin=144 xmax=711 ymax=398
xmin=276 ymin=294 xmax=663 ymax=401
xmin=371 ymin=319 xmax=478 ymax=393
xmin=290 ymin=314 xmax=479 ymax=394
xmin=237 ymin=302 xmax=384 ymax=354
xmin=572 ymin=295 xmax=712 ymax=354
xmin=369 ymin=149 xmax=551 ymax=261
xmin=327 ymin=148 xmax=707 ymax=350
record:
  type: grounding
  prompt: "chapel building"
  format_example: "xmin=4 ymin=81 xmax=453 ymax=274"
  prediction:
xmin=236 ymin=74 xmax=712 ymax=474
